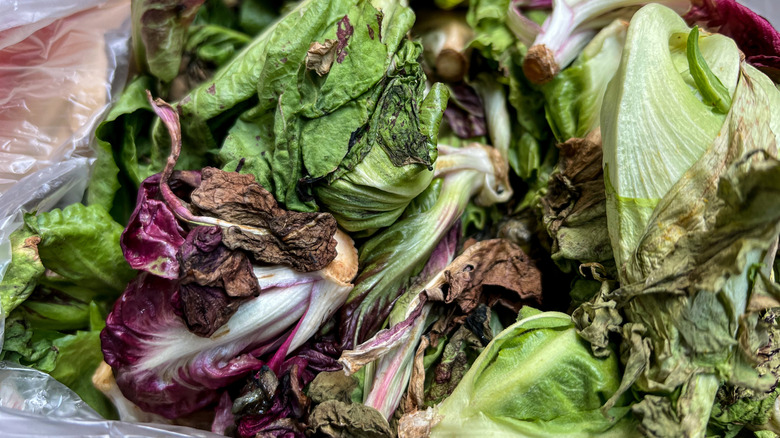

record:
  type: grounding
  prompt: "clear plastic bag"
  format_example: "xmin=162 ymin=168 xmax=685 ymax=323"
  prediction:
xmin=0 ymin=363 xmax=224 ymax=437
xmin=0 ymin=2 xmax=229 ymax=436
xmin=0 ymin=0 xmax=131 ymax=293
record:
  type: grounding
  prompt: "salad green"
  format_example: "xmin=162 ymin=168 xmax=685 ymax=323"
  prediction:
xmin=1 ymin=0 xmax=780 ymax=436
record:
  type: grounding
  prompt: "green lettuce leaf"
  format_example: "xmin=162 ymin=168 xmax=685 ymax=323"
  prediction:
xmin=0 ymin=228 xmax=44 ymax=317
xmin=24 ymin=203 xmax=135 ymax=297
xmin=542 ymin=19 xmax=627 ymax=142
xmin=423 ymin=309 xmax=638 ymax=437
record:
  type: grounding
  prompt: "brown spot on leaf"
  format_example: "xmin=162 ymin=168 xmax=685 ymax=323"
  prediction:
xmin=306 ymin=39 xmax=338 ymax=76
xmin=207 ymin=83 xmax=215 ymax=95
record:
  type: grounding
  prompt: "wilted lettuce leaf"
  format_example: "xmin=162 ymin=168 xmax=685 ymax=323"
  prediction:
xmin=601 ymin=4 xmax=741 ymax=281
xmin=541 ymin=130 xmax=612 ymax=273
xmin=132 ymin=0 xmax=206 ymax=82
xmin=577 ymin=47 xmax=780 ymax=436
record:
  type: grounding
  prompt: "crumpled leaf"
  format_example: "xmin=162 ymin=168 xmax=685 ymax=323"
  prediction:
xmin=121 ymin=172 xmax=194 ymax=279
xmin=423 ymin=322 xmax=485 ymax=407
xmin=307 ymin=400 xmax=392 ymax=438
xmin=0 ymin=229 xmax=44 ymax=316
xmin=178 ymin=226 xmax=259 ymax=298
xmin=306 ymin=39 xmax=338 ymax=76
xmin=132 ymin=0 xmax=206 ymax=82
xmin=190 ymin=167 xmax=338 ymax=272
xmin=176 ymin=283 xmax=246 ymax=338
xmin=307 ymin=371 xmax=359 ymax=405
xmin=233 ymin=343 xmax=343 ymax=437
xmin=578 ymin=61 xmax=780 ymax=436
xmin=541 ymin=20 xmax=627 ymax=142
xmin=147 ymin=93 xmax=340 ymax=273
xmin=425 ymin=238 xmax=542 ymax=313
xmin=541 ymin=129 xmax=612 ymax=272
xmin=709 ymin=307 xmax=780 ymax=435
xmin=339 ymin=142 xmax=511 ymax=349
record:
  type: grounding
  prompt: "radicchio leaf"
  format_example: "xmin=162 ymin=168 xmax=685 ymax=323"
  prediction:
xmin=685 ymin=0 xmax=780 ymax=82
xmin=101 ymin=273 xmax=266 ymax=417
xmin=120 ymin=172 xmax=198 ymax=278
xmin=146 ymin=92 xmax=339 ymax=273
xmin=443 ymin=83 xmax=487 ymax=139
xmin=233 ymin=342 xmax=342 ymax=438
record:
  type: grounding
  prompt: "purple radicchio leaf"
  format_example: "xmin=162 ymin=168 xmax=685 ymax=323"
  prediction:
xmin=685 ymin=0 xmax=780 ymax=82
xmin=233 ymin=343 xmax=341 ymax=438
xmin=120 ymin=171 xmax=200 ymax=278
xmin=101 ymin=273 xmax=266 ymax=417
xmin=102 ymin=241 xmax=354 ymax=419
xmin=444 ymin=83 xmax=487 ymax=139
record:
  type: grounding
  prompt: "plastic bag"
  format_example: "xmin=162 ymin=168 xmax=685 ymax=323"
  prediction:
xmin=0 ymin=362 xmax=224 ymax=437
xmin=0 ymin=0 xmax=131 ymax=294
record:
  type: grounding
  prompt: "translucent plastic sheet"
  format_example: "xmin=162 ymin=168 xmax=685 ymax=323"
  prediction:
xmin=0 ymin=0 xmax=131 ymax=285
xmin=0 ymin=363 xmax=224 ymax=437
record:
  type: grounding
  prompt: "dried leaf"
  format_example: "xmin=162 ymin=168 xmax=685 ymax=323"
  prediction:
xmin=541 ymin=129 xmax=613 ymax=270
xmin=307 ymin=371 xmax=358 ymax=405
xmin=177 ymin=283 xmax=245 ymax=337
xmin=308 ymin=400 xmax=392 ymax=438
xmin=306 ymin=39 xmax=338 ymax=76
xmin=178 ymin=226 xmax=259 ymax=298
xmin=190 ymin=167 xmax=338 ymax=272
xmin=425 ymin=239 xmax=542 ymax=313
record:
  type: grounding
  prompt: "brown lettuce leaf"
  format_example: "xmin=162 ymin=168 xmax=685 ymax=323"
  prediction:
xmin=190 ymin=167 xmax=338 ymax=272
xmin=541 ymin=129 xmax=613 ymax=272
xmin=308 ymin=400 xmax=392 ymax=438
xmin=178 ymin=226 xmax=259 ymax=298
xmin=425 ymin=239 xmax=542 ymax=313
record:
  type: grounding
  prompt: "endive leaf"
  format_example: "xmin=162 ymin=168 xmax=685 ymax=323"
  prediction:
xmin=601 ymin=4 xmax=741 ymax=281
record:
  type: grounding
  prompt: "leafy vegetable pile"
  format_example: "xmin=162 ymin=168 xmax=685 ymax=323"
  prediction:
xmin=1 ymin=0 xmax=780 ymax=436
